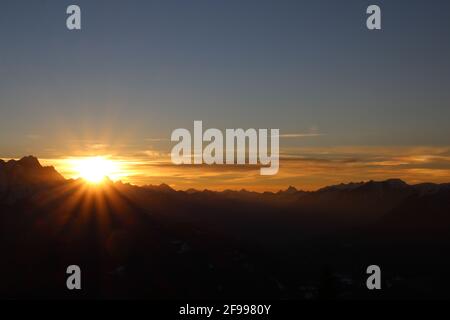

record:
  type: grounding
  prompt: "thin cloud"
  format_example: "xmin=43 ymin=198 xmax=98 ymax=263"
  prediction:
xmin=26 ymin=134 xmax=41 ymax=140
xmin=278 ymin=133 xmax=325 ymax=138
xmin=145 ymin=138 xmax=169 ymax=142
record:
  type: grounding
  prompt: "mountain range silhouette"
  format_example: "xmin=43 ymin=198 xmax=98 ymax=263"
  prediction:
xmin=1 ymin=156 xmax=450 ymax=299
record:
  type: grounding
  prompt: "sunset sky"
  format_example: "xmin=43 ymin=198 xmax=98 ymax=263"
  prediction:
xmin=1 ymin=0 xmax=450 ymax=191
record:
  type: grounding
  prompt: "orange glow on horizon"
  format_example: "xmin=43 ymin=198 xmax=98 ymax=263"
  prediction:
xmin=34 ymin=145 xmax=450 ymax=192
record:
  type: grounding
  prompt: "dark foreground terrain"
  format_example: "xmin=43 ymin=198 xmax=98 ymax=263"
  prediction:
xmin=1 ymin=156 xmax=450 ymax=299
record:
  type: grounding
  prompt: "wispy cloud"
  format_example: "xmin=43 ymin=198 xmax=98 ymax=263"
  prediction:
xmin=25 ymin=134 xmax=41 ymax=140
xmin=37 ymin=145 xmax=450 ymax=192
xmin=145 ymin=138 xmax=169 ymax=142
xmin=278 ymin=133 xmax=325 ymax=138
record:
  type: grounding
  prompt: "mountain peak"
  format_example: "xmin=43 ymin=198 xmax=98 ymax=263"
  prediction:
xmin=1 ymin=155 xmax=64 ymax=184
xmin=0 ymin=156 xmax=65 ymax=203
xmin=159 ymin=183 xmax=174 ymax=191
xmin=285 ymin=185 xmax=298 ymax=194
xmin=384 ymin=178 xmax=408 ymax=187
xmin=143 ymin=183 xmax=175 ymax=192
xmin=16 ymin=155 xmax=42 ymax=169
xmin=277 ymin=185 xmax=299 ymax=195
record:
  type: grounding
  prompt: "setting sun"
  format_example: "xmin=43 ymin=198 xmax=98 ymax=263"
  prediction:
xmin=71 ymin=157 xmax=119 ymax=183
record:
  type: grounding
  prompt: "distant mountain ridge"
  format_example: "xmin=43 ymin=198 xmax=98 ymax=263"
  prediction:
xmin=1 ymin=156 xmax=450 ymax=299
xmin=1 ymin=155 xmax=450 ymax=198
xmin=1 ymin=155 xmax=449 ymax=233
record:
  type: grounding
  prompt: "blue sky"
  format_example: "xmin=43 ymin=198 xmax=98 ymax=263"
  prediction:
xmin=1 ymin=0 xmax=450 ymax=189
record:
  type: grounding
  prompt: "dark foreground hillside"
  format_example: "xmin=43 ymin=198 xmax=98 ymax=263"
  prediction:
xmin=1 ymin=157 xmax=450 ymax=299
